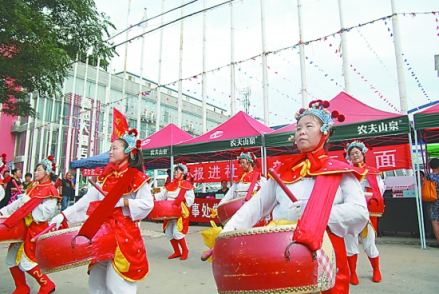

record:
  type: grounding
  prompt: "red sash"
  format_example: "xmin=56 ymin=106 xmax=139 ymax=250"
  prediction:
xmin=244 ymin=171 xmax=260 ymax=201
xmin=2 ymin=198 xmax=45 ymax=229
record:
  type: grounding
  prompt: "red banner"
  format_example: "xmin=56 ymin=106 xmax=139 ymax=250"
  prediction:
xmin=81 ymin=167 xmax=103 ymax=177
xmin=189 ymin=198 xmax=220 ymax=223
xmin=187 ymin=144 xmax=412 ymax=182
xmin=111 ymin=108 xmax=129 ymax=142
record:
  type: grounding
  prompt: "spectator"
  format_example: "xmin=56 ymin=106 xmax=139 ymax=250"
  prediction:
xmin=0 ymin=168 xmax=22 ymax=208
xmin=3 ymin=170 xmax=11 ymax=183
xmin=22 ymin=172 xmax=33 ymax=190
xmin=216 ymin=179 xmax=229 ymax=194
xmin=60 ymin=171 xmax=75 ymax=211
xmin=165 ymin=168 xmax=171 ymax=184
xmin=426 ymin=158 xmax=439 ymax=248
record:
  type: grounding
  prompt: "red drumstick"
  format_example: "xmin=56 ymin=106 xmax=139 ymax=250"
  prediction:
xmin=268 ymin=168 xmax=298 ymax=203
xmin=31 ymin=223 xmax=56 ymax=243
xmin=88 ymin=179 xmax=107 ymax=196
xmin=12 ymin=180 xmax=22 ymax=194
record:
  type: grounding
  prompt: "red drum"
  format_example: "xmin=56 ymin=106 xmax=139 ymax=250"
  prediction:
xmin=35 ymin=223 xmax=116 ymax=274
xmin=0 ymin=216 xmax=26 ymax=244
xmin=365 ymin=192 xmax=385 ymax=217
xmin=148 ymin=200 xmax=181 ymax=220
xmin=212 ymin=224 xmax=336 ymax=293
xmin=217 ymin=196 xmax=245 ymax=226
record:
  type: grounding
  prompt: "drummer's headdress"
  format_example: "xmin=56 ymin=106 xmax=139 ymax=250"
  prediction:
xmin=237 ymin=148 xmax=254 ymax=163
xmin=345 ymin=140 xmax=368 ymax=160
xmin=38 ymin=155 xmax=56 ymax=174
xmin=176 ymin=161 xmax=188 ymax=175
xmin=295 ymin=100 xmax=345 ymax=135
xmin=0 ymin=153 xmax=7 ymax=171
xmin=119 ymin=128 xmax=142 ymax=155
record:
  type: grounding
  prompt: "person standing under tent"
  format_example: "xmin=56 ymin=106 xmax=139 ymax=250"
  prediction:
xmin=0 ymin=153 xmax=7 ymax=203
xmin=154 ymin=163 xmax=195 ymax=260
xmin=344 ymin=140 xmax=385 ymax=284
xmin=60 ymin=171 xmax=75 ymax=210
xmin=218 ymin=148 xmax=266 ymax=206
xmin=0 ymin=156 xmax=60 ymax=294
xmin=425 ymin=158 xmax=439 ymax=248
xmin=221 ymin=100 xmax=369 ymax=294
xmin=50 ymin=129 xmax=154 ymax=294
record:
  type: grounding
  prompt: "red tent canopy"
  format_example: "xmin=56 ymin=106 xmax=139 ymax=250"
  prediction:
xmin=141 ymin=123 xmax=193 ymax=149
xmin=272 ymin=91 xmax=402 ymax=133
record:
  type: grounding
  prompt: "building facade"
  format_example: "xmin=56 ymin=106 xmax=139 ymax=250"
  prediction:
xmin=10 ymin=61 xmax=228 ymax=176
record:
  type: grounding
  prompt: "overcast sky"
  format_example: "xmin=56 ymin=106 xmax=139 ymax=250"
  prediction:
xmin=94 ymin=0 xmax=439 ymax=127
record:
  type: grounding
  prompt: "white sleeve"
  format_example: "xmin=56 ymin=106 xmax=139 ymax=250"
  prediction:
xmin=154 ymin=189 xmax=167 ymax=201
xmin=0 ymin=197 xmax=24 ymax=216
xmin=377 ymin=175 xmax=386 ymax=195
xmin=63 ymin=186 xmax=101 ymax=223
xmin=258 ymin=176 xmax=267 ymax=186
xmin=0 ymin=185 xmax=4 ymax=202
xmin=124 ymin=183 xmax=154 ymax=221
xmin=222 ymin=179 xmax=278 ymax=233
xmin=328 ymin=173 xmax=369 ymax=237
xmin=219 ymin=183 xmax=237 ymax=205
xmin=184 ymin=189 xmax=195 ymax=207
xmin=32 ymin=198 xmax=58 ymax=222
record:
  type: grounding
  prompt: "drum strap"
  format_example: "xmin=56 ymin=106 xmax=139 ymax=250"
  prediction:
xmin=293 ymin=174 xmax=342 ymax=252
xmin=78 ymin=167 xmax=137 ymax=240
xmin=244 ymin=171 xmax=260 ymax=201
xmin=2 ymin=197 xmax=44 ymax=229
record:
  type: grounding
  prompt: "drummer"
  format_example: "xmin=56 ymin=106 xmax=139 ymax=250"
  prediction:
xmin=218 ymin=148 xmax=266 ymax=206
xmin=154 ymin=162 xmax=195 ymax=260
xmin=221 ymin=100 xmax=369 ymax=294
xmin=0 ymin=155 xmax=60 ymax=294
xmin=344 ymin=140 xmax=385 ymax=285
xmin=50 ymin=129 xmax=154 ymax=294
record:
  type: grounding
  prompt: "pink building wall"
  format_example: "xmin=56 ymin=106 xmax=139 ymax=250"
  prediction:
xmin=0 ymin=113 xmax=17 ymax=163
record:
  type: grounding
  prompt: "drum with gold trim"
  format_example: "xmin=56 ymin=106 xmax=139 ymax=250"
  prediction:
xmin=212 ymin=224 xmax=336 ymax=293
xmin=216 ymin=196 xmax=245 ymax=226
xmin=0 ymin=216 xmax=26 ymax=244
xmin=35 ymin=223 xmax=116 ymax=274
xmin=365 ymin=191 xmax=385 ymax=217
xmin=148 ymin=200 xmax=180 ymax=220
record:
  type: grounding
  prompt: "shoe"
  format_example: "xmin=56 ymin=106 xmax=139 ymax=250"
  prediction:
xmin=429 ymin=243 xmax=439 ymax=248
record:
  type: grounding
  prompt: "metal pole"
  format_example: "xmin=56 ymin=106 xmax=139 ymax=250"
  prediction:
xmin=260 ymin=0 xmax=269 ymax=126
xmin=103 ymin=60 xmax=113 ymax=151
xmin=202 ymin=0 xmax=207 ymax=133
xmin=65 ymin=58 xmax=78 ymax=172
xmin=47 ymin=95 xmax=56 ymax=156
xmin=138 ymin=8 xmax=147 ymax=134
xmin=411 ymin=129 xmax=427 ymax=249
xmin=90 ymin=56 xmax=100 ymax=157
xmin=230 ymin=1 xmax=236 ymax=116
xmin=122 ymin=0 xmax=132 ymax=103
xmin=337 ymin=0 xmax=352 ymax=94
xmin=297 ymin=0 xmax=308 ymax=107
xmin=155 ymin=0 xmax=165 ymax=132
xmin=22 ymin=93 xmax=35 ymax=175
xmin=177 ymin=0 xmax=184 ymax=128
xmin=30 ymin=93 xmax=41 ymax=173
xmin=391 ymin=0 xmax=408 ymax=114
xmin=56 ymin=83 xmax=66 ymax=173
xmin=38 ymin=96 xmax=47 ymax=162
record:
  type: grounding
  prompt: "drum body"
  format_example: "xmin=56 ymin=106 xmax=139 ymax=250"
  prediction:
xmin=0 ymin=216 xmax=26 ymax=244
xmin=217 ymin=196 xmax=245 ymax=225
xmin=35 ymin=224 xmax=116 ymax=274
xmin=149 ymin=200 xmax=181 ymax=220
xmin=365 ymin=192 xmax=385 ymax=217
xmin=212 ymin=224 xmax=336 ymax=293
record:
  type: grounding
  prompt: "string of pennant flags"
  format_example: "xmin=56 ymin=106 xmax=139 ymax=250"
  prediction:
xmin=32 ymin=11 xmax=439 ymax=133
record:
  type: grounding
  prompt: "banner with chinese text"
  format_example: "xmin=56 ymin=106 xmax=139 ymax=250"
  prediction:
xmin=189 ymin=198 xmax=221 ymax=223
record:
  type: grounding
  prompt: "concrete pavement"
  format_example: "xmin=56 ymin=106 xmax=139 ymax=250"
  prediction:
xmin=1 ymin=221 xmax=438 ymax=294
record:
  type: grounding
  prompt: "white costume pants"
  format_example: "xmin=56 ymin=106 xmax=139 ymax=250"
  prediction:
xmin=345 ymin=222 xmax=379 ymax=258
xmin=6 ymin=243 xmax=36 ymax=271
xmin=89 ymin=260 xmax=137 ymax=294
xmin=164 ymin=219 xmax=185 ymax=240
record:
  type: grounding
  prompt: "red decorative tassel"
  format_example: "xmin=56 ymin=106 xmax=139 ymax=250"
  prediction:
xmin=135 ymin=139 xmax=141 ymax=148
xmin=48 ymin=155 xmax=54 ymax=161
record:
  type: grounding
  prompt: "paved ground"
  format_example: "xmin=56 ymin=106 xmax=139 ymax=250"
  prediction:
xmin=1 ymin=221 xmax=438 ymax=294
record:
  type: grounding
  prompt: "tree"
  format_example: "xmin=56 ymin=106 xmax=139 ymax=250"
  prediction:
xmin=0 ymin=0 xmax=116 ymax=117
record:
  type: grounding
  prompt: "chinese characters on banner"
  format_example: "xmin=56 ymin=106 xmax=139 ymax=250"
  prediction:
xmin=189 ymin=198 xmax=221 ymax=223
xmin=186 ymin=144 xmax=412 ymax=182
xmin=81 ymin=167 xmax=103 ymax=177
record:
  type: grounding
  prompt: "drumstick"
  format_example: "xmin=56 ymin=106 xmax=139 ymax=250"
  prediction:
xmin=31 ymin=224 xmax=56 ymax=243
xmin=268 ymin=168 xmax=298 ymax=203
xmin=88 ymin=179 xmax=107 ymax=196
xmin=12 ymin=180 xmax=23 ymax=194
xmin=201 ymin=247 xmax=214 ymax=262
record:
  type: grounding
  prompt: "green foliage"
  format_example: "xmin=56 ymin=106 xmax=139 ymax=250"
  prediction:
xmin=0 ymin=0 xmax=116 ymax=117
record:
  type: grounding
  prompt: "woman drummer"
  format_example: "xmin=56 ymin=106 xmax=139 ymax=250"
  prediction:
xmin=0 ymin=155 xmax=60 ymax=294
xmin=221 ymin=100 xmax=369 ymax=294
xmin=154 ymin=162 xmax=195 ymax=260
xmin=50 ymin=129 xmax=154 ymax=294
xmin=218 ymin=148 xmax=266 ymax=206
xmin=344 ymin=140 xmax=385 ymax=284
